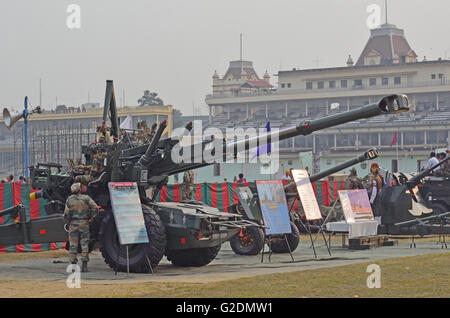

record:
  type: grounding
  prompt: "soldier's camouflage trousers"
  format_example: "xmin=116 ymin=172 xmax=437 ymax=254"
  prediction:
xmin=68 ymin=222 xmax=90 ymax=263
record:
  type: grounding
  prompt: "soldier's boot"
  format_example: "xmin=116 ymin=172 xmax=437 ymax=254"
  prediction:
xmin=81 ymin=261 xmax=88 ymax=273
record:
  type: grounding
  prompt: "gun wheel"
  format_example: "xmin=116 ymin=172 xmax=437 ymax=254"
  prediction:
xmin=229 ymin=227 xmax=264 ymax=255
xmin=99 ymin=204 xmax=166 ymax=273
xmin=269 ymin=222 xmax=300 ymax=253
xmin=166 ymin=245 xmax=221 ymax=267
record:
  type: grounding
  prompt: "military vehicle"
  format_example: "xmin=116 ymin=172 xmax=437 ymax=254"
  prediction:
xmin=418 ymin=175 xmax=450 ymax=214
xmin=0 ymin=81 xmax=409 ymax=272
xmin=377 ymin=157 xmax=450 ymax=236
xmin=228 ymin=148 xmax=379 ymax=255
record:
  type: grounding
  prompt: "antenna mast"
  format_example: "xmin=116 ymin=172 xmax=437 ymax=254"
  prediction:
xmin=385 ymin=0 xmax=388 ymax=24
xmin=39 ymin=78 xmax=42 ymax=107
xmin=240 ymin=33 xmax=243 ymax=74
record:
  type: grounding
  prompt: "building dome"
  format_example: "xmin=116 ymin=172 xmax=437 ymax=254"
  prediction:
xmin=356 ymin=23 xmax=417 ymax=66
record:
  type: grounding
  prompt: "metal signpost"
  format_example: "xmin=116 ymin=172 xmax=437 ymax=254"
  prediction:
xmin=3 ymin=97 xmax=42 ymax=178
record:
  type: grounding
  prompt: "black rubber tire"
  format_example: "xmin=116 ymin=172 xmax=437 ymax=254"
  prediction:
xmin=229 ymin=227 xmax=265 ymax=255
xmin=269 ymin=222 xmax=300 ymax=253
xmin=166 ymin=245 xmax=221 ymax=267
xmin=99 ymin=204 xmax=166 ymax=273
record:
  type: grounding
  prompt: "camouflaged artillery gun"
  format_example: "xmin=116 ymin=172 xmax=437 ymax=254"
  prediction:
xmin=0 ymin=80 xmax=409 ymax=273
xmin=376 ymin=157 xmax=450 ymax=237
xmin=228 ymin=148 xmax=379 ymax=255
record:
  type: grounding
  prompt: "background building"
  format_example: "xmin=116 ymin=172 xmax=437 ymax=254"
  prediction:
xmin=201 ymin=22 xmax=450 ymax=182
xmin=0 ymin=105 xmax=173 ymax=179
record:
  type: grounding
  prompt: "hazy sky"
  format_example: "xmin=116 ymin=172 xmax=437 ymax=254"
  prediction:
xmin=1 ymin=0 xmax=449 ymax=115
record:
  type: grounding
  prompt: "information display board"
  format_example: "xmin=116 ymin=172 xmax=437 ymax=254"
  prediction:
xmin=291 ymin=169 xmax=322 ymax=221
xmin=338 ymin=190 xmax=374 ymax=223
xmin=108 ymin=182 xmax=149 ymax=245
xmin=255 ymin=180 xmax=291 ymax=235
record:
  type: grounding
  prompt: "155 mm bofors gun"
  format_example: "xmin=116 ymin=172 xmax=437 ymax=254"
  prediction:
xmin=0 ymin=80 xmax=409 ymax=272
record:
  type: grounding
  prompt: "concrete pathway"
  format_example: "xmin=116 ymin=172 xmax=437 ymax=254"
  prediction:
xmin=0 ymin=240 xmax=447 ymax=284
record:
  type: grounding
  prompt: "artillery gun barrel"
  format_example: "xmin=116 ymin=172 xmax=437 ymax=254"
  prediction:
xmin=137 ymin=120 xmax=167 ymax=167
xmin=224 ymin=95 xmax=409 ymax=157
xmin=101 ymin=80 xmax=119 ymax=140
xmin=406 ymin=157 xmax=450 ymax=188
xmin=145 ymin=95 xmax=408 ymax=178
xmin=283 ymin=148 xmax=379 ymax=191
xmin=0 ymin=205 xmax=22 ymax=218
xmin=308 ymin=148 xmax=378 ymax=184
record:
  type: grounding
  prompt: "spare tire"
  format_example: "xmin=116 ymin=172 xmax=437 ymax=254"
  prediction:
xmin=270 ymin=222 xmax=300 ymax=253
xmin=166 ymin=245 xmax=221 ymax=267
xmin=229 ymin=227 xmax=264 ymax=255
xmin=99 ymin=204 xmax=166 ymax=273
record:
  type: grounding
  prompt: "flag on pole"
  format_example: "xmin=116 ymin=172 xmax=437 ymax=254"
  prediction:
xmin=390 ymin=132 xmax=398 ymax=147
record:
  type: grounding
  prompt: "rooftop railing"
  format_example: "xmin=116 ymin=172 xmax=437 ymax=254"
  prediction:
xmin=206 ymin=80 xmax=450 ymax=100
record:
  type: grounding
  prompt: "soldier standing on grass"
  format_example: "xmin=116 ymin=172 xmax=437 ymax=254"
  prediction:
xmin=63 ymin=183 xmax=99 ymax=272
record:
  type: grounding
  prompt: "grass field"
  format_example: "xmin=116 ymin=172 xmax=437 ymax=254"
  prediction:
xmin=0 ymin=251 xmax=448 ymax=298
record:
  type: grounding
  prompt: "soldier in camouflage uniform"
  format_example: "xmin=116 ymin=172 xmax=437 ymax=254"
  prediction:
xmin=367 ymin=162 xmax=384 ymax=216
xmin=74 ymin=152 xmax=106 ymax=185
xmin=135 ymin=121 xmax=144 ymax=143
xmin=63 ymin=183 xmax=99 ymax=272
xmin=148 ymin=122 xmax=158 ymax=141
xmin=348 ymin=168 xmax=364 ymax=189
xmin=182 ymin=170 xmax=194 ymax=200
xmin=435 ymin=152 xmax=449 ymax=177
xmin=135 ymin=120 xmax=158 ymax=144
xmin=442 ymin=158 xmax=450 ymax=177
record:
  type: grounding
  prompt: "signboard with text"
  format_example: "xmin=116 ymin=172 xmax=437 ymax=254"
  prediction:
xmin=338 ymin=190 xmax=374 ymax=223
xmin=291 ymin=169 xmax=322 ymax=221
xmin=108 ymin=182 xmax=149 ymax=245
xmin=256 ymin=180 xmax=291 ymax=235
